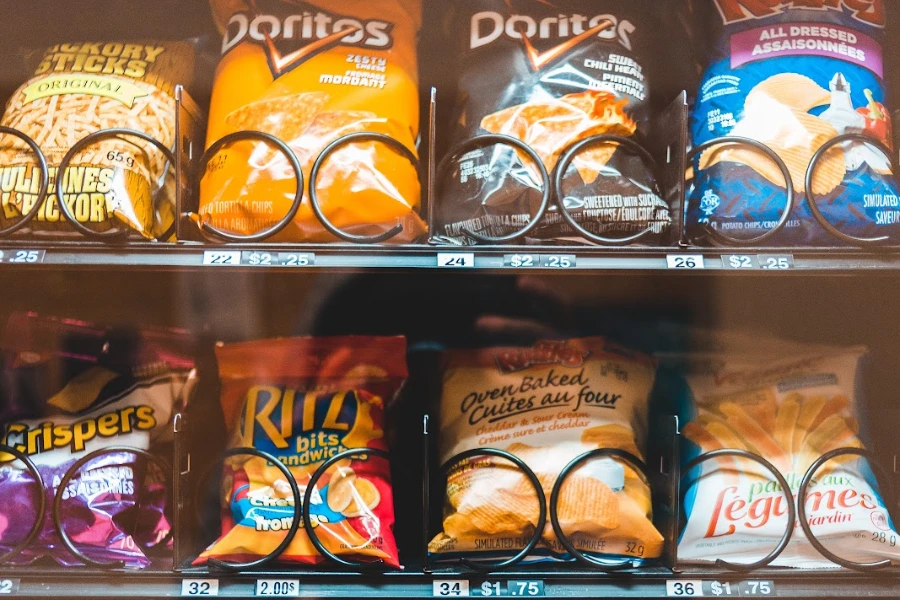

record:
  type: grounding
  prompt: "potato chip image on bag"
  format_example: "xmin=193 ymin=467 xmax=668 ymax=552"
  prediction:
xmin=198 ymin=0 xmax=425 ymax=243
xmin=429 ymin=338 xmax=664 ymax=563
xmin=0 ymin=41 xmax=195 ymax=239
xmin=688 ymin=0 xmax=900 ymax=245
xmin=194 ymin=337 xmax=406 ymax=568
xmin=665 ymin=345 xmax=900 ymax=569
xmin=434 ymin=0 xmax=672 ymax=246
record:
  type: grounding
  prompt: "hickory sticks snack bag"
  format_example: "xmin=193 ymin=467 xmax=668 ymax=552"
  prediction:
xmin=196 ymin=337 xmax=406 ymax=567
xmin=0 ymin=313 xmax=197 ymax=567
xmin=199 ymin=0 xmax=425 ymax=242
xmin=429 ymin=339 xmax=664 ymax=563
xmin=0 ymin=41 xmax=195 ymax=239
xmin=435 ymin=0 xmax=672 ymax=245
xmin=688 ymin=0 xmax=899 ymax=245
xmin=668 ymin=346 xmax=900 ymax=568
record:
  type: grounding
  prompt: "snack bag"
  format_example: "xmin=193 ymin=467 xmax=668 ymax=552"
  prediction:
xmin=0 ymin=41 xmax=195 ymax=239
xmin=688 ymin=0 xmax=899 ymax=245
xmin=195 ymin=337 xmax=406 ymax=567
xmin=429 ymin=338 xmax=664 ymax=563
xmin=0 ymin=313 xmax=197 ymax=567
xmin=668 ymin=346 xmax=900 ymax=568
xmin=199 ymin=0 xmax=425 ymax=242
xmin=434 ymin=1 xmax=672 ymax=245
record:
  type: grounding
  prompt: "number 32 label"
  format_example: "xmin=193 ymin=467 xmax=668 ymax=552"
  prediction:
xmin=182 ymin=579 xmax=219 ymax=596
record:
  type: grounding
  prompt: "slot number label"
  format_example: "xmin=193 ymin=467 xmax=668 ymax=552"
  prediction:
xmin=255 ymin=580 xmax=299 ymax=597
xmin=438 ymin=253 xmax=475 ymax=268
xmin=203 ymin=250 xmax=240 ymax=266
xmin=477 ymin=581 xmax=544 ymax=597
xmin=667 ymin=255 xmax=705 ymax=270
xmin=0 ymin=580 xmax=19 ymax=595
xmin=667 ymin=581 xmax=704 ymax=597
xmin=433 ymin=580 xmax=470 ymax=597
xmin=182 ymin=580 xmax=219 ymax=596
xmin=0 ymin=249 xmax=45 ymax=264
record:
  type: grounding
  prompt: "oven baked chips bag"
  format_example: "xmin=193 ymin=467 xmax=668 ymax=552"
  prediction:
xmin=429 ymin=339 xmax=664 ymax=563
xmin=434 ymin=1 xmax=672 ymax=245
xmin=688 ymin=0 xmax=900 ymax=244
xmin=666 ymin=345 xmax=900 ymax=568
xmin=195 ymin=337 xmax=405 ymax=567
xmin=0 ymin=313 xmax=197 ymax=567
xmin=199 ymin=0 xmax=425 ymax=242
xmin=0 ymin=41 xmax=195 ymax=239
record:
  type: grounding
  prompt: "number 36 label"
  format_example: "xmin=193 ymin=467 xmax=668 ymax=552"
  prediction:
xmin=667 ymin=581 xmax=703 ymax=597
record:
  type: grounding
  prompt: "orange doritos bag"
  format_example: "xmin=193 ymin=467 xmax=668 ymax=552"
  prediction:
xmin=199 ymin=0 xmax=424 ymax=242
xmin=195 ymin=337 xmax=407 ymax=567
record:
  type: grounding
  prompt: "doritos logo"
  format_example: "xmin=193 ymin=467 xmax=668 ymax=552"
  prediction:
xmin=713 ymin=0 xmax=885 ymax=28
xmin=495 ymin=341 xmax=590 ymax=373
xmin=470 ymin=11 xmax=635 ymax=51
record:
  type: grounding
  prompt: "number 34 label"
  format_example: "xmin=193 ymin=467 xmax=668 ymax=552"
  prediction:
xmin=434 ymin=580 xmax=470 ymax=596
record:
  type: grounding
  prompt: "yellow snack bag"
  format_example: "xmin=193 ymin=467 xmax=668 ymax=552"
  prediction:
xmin=200 ymin=0 xmax=425 ymax=242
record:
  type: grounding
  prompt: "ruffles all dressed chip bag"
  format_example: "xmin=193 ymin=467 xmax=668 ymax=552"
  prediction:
xmin=195 ymin=337 xmax=406 ymax=567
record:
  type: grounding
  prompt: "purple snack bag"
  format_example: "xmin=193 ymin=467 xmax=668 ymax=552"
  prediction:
xmin=0 ymin=313 xmax=196 ymax=568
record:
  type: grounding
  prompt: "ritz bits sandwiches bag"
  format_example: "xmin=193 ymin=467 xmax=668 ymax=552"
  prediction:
xmin=429 ymin=339 xmax=665 ymax=563
xmin=0 ymin=313 xmax=197 ymax=567
xmin=198 ymin=0 xmax=425 ymax=242
xmin=434 ymin=1 xmax=671 ymax=245
xmin=0 ymin=41 xmax=195 ymax=239
xmin=195 ymin=337 xmax=406 ymax=567
xmin=666 ymin=345 xmax=900 ymax=568
xmin=688 ymin=0 xmax=899 ymax=245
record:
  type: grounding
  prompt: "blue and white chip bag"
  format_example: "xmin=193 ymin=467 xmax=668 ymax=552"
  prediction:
xmin=688 ymin=0 xmax=900 ymax=245
xmin=660 ymin=344 xmax=900 ymax=568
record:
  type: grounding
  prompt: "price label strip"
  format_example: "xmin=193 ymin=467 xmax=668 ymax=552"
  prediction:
xmin=0 ymin=249 xmax=46 ymax=264
xmin=722 ymin=255 xmax=759 ymax=270
xmin=475 ymin=581 xmax=545 ymax=597
xmin=667 ymin=581 xmax=776 ymax=597
xmin=241 ymin=251 xmax=315 ymax=267
xmin=255 ymin=579 xmax=299 ymax=597
xmin=182 ymin=579 xmax=220 ymax=597
xmin=541 ymin=254 xmax=576 ymax=269
xmin=758 ymin=255 xmax=794 ymax=270
xmin=433 ymin=580 xmax=470 ymax=597
xmin=504 ymin=254 xmax=539 ymax=268
xmin=0 ymin=579 xmax=19 ymax=595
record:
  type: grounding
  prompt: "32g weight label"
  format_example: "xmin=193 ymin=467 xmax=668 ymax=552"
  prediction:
xmin=182 ymin=579 xmax=219 ymax=596
xmin=433 ymin=580 xmax=469 ymax=596
xmin=256 ymin=579 xmax=299 ymax=597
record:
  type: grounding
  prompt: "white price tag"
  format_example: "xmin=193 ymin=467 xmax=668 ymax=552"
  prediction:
xmin=4 ymin=249 xmax=45 ymax=264
xmin=437 ymin=253 xmax=475 ymax=268
xmin=667 ymin=255 xmax=705 ymax=270
xmin=203 ymin=250 xmax=240 ymax=266
xmin=433 ymin=580 xmax=470 ymax=597
xmin=667 ymin=581 xmax=704 ymax=597
xmin=256 ymin=580 xmax=299 ymax=597
xmin=182 ymin=579 xmax=219 ymax=596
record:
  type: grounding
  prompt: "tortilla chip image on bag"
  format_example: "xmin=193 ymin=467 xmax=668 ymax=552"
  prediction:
xmin=195 ymin=337 xmax=406 ymax=567
xmin=434 ymin=0 xmax=672 ymax=245
xmin=429 ymin=338 xmax=664 ymax=563
xmin=688 ymin=0 xmax=899 ymax=245
xmin=0 ymin=313 xmax=197 ymax=567
xmin=198 ymin=0 xmax=425 ymax=243
xmin=664 ymin=345 xmax=900 ymax=568
xmin=0 ymin=41 xmax=195 ymax=239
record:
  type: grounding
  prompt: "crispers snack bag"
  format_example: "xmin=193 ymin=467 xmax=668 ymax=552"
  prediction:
xmin=198 ymin=0 xmax=424 ymax=242
xmin=0 ymin=313 xmax=196 ymax=567
xmin=195 ymin=337 xmax=406 ymax=567
xmin=666 ymin=345 xmax=900 ymax=568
